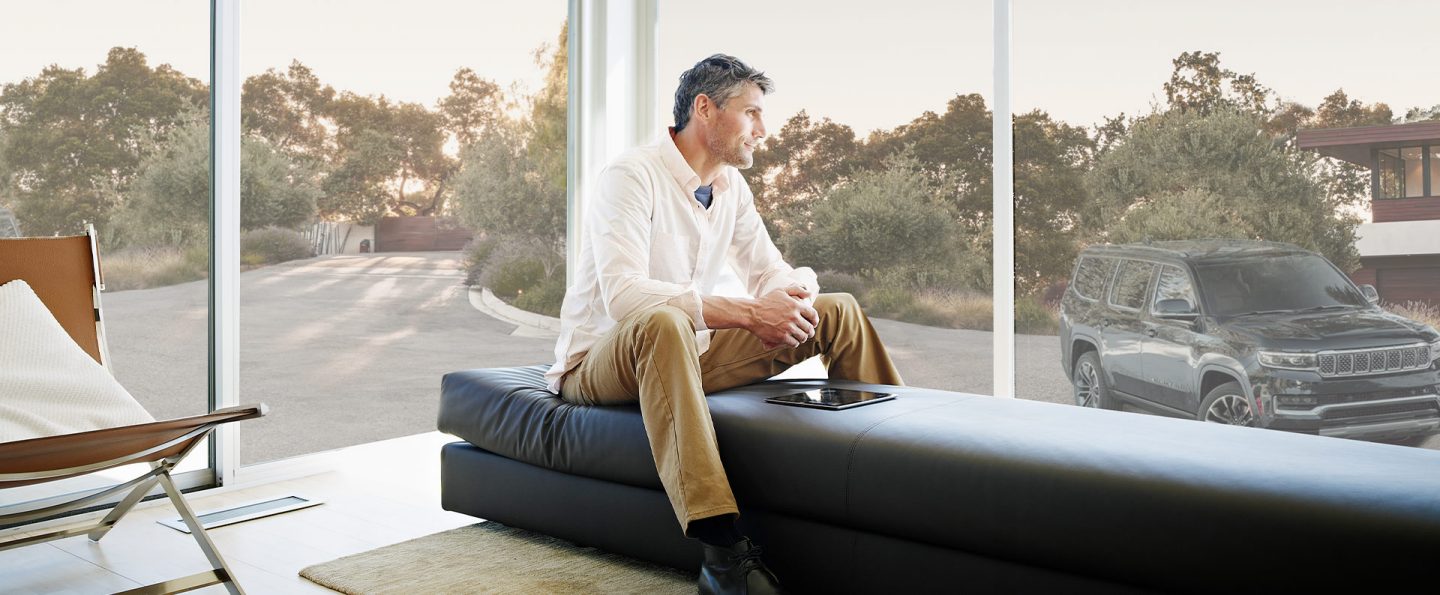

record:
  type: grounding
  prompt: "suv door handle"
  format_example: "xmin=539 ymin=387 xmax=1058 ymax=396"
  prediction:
xmin=1145 ymin=328 xmax=1157 ymax=338
xmin=1101 ymin=319 xmax=1111 ymax=327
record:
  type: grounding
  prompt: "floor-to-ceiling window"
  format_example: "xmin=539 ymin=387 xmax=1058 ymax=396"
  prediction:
xmin=0 ymin=2 xmax=213 ymax=507
xmin=238 ymin=1 xmax=569 ymax=464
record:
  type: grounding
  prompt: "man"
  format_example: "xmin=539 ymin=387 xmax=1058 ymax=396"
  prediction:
xmin=548 ymin=54 xmax=903 ymax=595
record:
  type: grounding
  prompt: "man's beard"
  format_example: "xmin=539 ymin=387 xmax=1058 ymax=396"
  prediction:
xmin=708 ymin=134 xmax=753 ymax=169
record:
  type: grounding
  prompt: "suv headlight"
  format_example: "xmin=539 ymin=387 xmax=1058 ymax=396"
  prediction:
xmin=1259 ymin=351 xmax=1318 ymax=370
xmin=1430 ymin=339 xmax=1440 ymax=362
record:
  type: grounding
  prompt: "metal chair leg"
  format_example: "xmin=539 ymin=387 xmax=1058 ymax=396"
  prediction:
xmin=87 ymin=462 xmax=164 ymax=542
xmin=156 ymin=470 xmax=245 ymax=595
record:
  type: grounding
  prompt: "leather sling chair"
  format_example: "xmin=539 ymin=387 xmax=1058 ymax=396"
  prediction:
xmin=0 ymin=225 xmax=265 ymax=595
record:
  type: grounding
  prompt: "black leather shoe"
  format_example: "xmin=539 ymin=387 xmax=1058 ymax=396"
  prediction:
xmin=698 ymin=538 xmax=785 ymax=595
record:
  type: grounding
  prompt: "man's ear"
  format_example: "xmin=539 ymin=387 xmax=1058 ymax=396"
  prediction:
xmin=693 ymin=93 xmax=714 ymax=124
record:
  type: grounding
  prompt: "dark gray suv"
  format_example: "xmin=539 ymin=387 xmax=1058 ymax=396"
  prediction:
xmin=1060 ymin=240 xmax=1440 ymax=443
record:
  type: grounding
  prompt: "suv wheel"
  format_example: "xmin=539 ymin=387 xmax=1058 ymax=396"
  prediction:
xmin=1199 ymin=382 xmax=1254 ymax=426
xmin=1073 ymin=351 xmax=1118 ymax=410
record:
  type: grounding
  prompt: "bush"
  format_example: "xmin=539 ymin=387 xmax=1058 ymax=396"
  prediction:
xmin=1015 ymin=294 xmax=1060 ymax=335
xmin=514 ymin=273 xmax=566 ymax=317
xmin=914 ymin=290 xmax=993 ymax=331
xmin=816 ymin=270 xmax=869 ymax=299
xmin=101 ymin=245 xmax=208 ymax=291
xmin=1386 ymin=301 xmax=1440 ymax=330
xmin=241 ymin=227 xmax=312 ymax=265
xmin=460 ymin=237 xmax=499 ymax=285
xmin=482 ymin=252 xmax=548 ymax=299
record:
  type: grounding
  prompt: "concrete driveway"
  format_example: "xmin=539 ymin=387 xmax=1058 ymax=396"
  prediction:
xmin=102 ymin=252 xmax=1434 ymax=463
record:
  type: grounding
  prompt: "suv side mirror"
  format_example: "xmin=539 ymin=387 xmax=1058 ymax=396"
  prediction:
xmin=1359 ymin=284 xmax=1380 ymax=305
xmin=1156 ymin=298 xmax=1200 ymax=320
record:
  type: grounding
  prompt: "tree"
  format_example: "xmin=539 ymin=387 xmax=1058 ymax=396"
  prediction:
xmin=1012 ymin=110 xmax=1094 ymax=293
xmin=0 ymin=47 xmax=206 ymax=235
xmin=439 ymin=67 xmax=505 ymax=148
xmin=748 ymin=111 xmax=863 ymax=219
xmin=786 ymin=151 xmax=965 ymax=286
xmin=124 ymin=112 xmax=319 ymax=246
xmin=453 ymin=21 xmax=568 ymax=277
xmin=242 ymin=61 xmax=336 ymax=164
xmin=324 ymin=93 xmax=454 ymax=222
xmin=1086 ymin=107 xmax=1360 ymax=270
xmin=865 ymin=94 xmax=993 ymax=224
xmin=1162 ymin=51 xmax=1270 ymax=115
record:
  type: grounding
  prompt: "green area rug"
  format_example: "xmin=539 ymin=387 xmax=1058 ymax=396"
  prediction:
xmin=299 ymin=522 xmax=696 ymax=594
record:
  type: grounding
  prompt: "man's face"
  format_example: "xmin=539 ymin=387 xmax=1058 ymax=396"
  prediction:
xmin=705 ymin=83 xmax=767 ymax=169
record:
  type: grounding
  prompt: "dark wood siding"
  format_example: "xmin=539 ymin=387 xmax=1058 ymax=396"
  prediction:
xmin=374 ymin=217 xmax=473 ymax=252
xmin=1358 ymin=255 xmax=1440 ymax=306
xmin=1372 ymin=197 xmax=1440 ymax=222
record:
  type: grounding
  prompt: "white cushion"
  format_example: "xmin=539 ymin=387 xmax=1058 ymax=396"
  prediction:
xmin=0 ymin=279 xmax=154 ymax=443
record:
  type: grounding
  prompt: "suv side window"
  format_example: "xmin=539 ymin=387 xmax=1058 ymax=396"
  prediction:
xmin=1152 ymin=265 xmax=1197 ymax=313
xmin=1109 ymin=260 xmax=1154 ymax=311
xmin=1072 ymin=256 xmax=1115 ymax=300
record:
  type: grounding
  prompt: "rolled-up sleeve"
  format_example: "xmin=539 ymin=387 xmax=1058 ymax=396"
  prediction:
xmin=728 ymin=180 xmax=820 ymax=304
xmin=590 ymin=164 xmax=708 ymax=328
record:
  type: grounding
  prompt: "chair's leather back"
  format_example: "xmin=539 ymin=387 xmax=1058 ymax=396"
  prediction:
xmin=0 ymin=234 xmax=103 ymax=365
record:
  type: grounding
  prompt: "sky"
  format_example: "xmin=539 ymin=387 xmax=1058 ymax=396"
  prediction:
xmin=0 ymin=1 xmax=1435 ymax=135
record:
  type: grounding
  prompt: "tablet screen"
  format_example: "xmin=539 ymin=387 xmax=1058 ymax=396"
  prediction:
xmin=765 ymin=388 xmax=896 ymax=410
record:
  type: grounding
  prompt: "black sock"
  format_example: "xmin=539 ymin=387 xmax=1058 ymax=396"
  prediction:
xmin=687 ymin=514 xmax=744 ymax=547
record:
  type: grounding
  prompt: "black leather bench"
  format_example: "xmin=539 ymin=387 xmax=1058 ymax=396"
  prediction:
xmin=437 ymin=365 xmax=1440 ymax=594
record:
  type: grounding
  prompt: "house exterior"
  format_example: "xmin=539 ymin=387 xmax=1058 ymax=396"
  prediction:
xmin=1298 ymin=121 xmax=1440 ymax=306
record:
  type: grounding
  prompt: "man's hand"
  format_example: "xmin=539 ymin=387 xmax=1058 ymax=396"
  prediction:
xmin=782 ymin=283 xmax=816 ymax=303
xmin=750 ymin=288 xmax=819 ymax=350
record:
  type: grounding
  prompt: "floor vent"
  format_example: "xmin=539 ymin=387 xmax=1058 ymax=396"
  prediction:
xmin=159 ymin=495 xmax=322 ymax=533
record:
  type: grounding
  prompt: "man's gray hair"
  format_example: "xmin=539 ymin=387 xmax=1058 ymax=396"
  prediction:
xmin=673 ymin=54 xmax=774 ymax=132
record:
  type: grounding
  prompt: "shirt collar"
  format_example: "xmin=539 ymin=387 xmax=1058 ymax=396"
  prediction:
xmin=660 ymin=128 xmax=731 ymax=194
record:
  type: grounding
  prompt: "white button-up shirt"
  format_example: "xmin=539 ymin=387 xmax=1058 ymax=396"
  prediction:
xmin=545 ymin=132 xmax=818 ymax=393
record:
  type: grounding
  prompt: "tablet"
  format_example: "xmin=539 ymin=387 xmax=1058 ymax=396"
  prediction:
xmin=764 ymin=388 xmax=896 ymax=410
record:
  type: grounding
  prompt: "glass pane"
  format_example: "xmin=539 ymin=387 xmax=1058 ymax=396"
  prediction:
xmin=1402 ymin=147 xmax=1424 ymax=198
xmin=1019 ymin=1 xmax=1440 ymax=450
xmin=1109 ymin=261 xmax=1153 ymax=310
xmin=660 ymin=0 xmax=992 ymax=393
xmin=1431 ymin=147 xmax=1440 ymax=196
xmin=1153 ymin=266 xmax=1195 ymax=308
xmin=1073 ymin=257 xmax=1116 ymax=301
xmin=0 ymin=3 xmax=211 ymax=503
xmin=1379 ymin=149 xmax=1403 ymax=198
xmin=239 ymin=2 xmax=568 ymax=464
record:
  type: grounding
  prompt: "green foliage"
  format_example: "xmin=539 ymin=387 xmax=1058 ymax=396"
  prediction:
xmin=1086 ymin=106 xmax=1360 ymax=271
xmin=514 ymin=273 xmax=566 ymax=318
xmin=748 ymin=111 xmax=863 ymax=220
xmin=786 ymin=152 xmax=962 ymax=282
xmin=460 ymin=237 xmax=500 ymax=285
xmin=482 ymin=252 xmax=548 ymax=300
xmin=453 ymin=23 xmax=567 ymax=275
xmin=242 ymin=61 xmax=335 ymax=163
xmin=241 ymin=227 xmax=313 ymax=265
xmin=0 ymin=47 xmax=207 ymax=235
xmin=124 ymin=112 xmax=319 ymax=247
xmin=815 ymin=271 xmax=868 ymax=299
xmin=1014 ymin=294 xmax=1060 ymax=335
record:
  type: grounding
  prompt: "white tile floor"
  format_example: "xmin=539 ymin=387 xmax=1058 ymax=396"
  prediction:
xmin=0 ymin=432 xmax=477 ymax=594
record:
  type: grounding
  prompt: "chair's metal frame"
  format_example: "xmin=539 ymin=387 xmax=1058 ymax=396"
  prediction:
xmin=0 ymin=225 xmax=266 ymax=594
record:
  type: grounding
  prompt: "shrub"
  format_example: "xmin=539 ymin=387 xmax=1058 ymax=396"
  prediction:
xmin=241 ymin=227 xmax=312 ymax=265
xmin=1386 ymin=301 xmax=1440 ymax=330
xmin=460 ymin=237 xmax=499 ymax=286
xmin=1015 ymin=294 xmax=1060 ymax=335
xmin=816 ymin=270 xmax=869 ymax=299
xmin=101 ymin=245 xmax=208 ymax=291
xmin=482 ymin=253 xmax=548 ymax=299
xmin=514 ymin=273 xmax=566 ymax=317
xmin=914 ymin=289 xmax=993 ymax=331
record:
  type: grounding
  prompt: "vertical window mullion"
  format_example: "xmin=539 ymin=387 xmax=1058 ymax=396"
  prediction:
xmin=210 ymin=0 xmax=241 ymax=484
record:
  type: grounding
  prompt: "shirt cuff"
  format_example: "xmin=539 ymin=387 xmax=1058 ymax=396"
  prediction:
xmin=665 ymin=288 xmax=708 ymax=331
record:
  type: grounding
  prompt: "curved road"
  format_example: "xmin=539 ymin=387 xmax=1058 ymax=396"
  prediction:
xmin=102 ymin=252 xmax=1432 ymax=463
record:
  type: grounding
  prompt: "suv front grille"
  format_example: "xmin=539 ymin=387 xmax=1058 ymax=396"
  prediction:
xmin=1317 ymin=345 xmax=1431 ymax=378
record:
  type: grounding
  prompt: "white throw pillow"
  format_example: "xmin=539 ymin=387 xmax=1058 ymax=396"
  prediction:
xmin=0 ymin=279 xmax=154 ymax=443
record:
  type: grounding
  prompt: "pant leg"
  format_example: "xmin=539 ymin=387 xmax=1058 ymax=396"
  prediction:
xmin=560 ymin=306 xmax=739 ymax=531
xmin=700 ymin=293 xmax=905 ymax=393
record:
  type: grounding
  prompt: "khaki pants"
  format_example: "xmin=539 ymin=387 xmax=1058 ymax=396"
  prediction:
xmin=559 ymin=293 xmax=903 ymax=533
